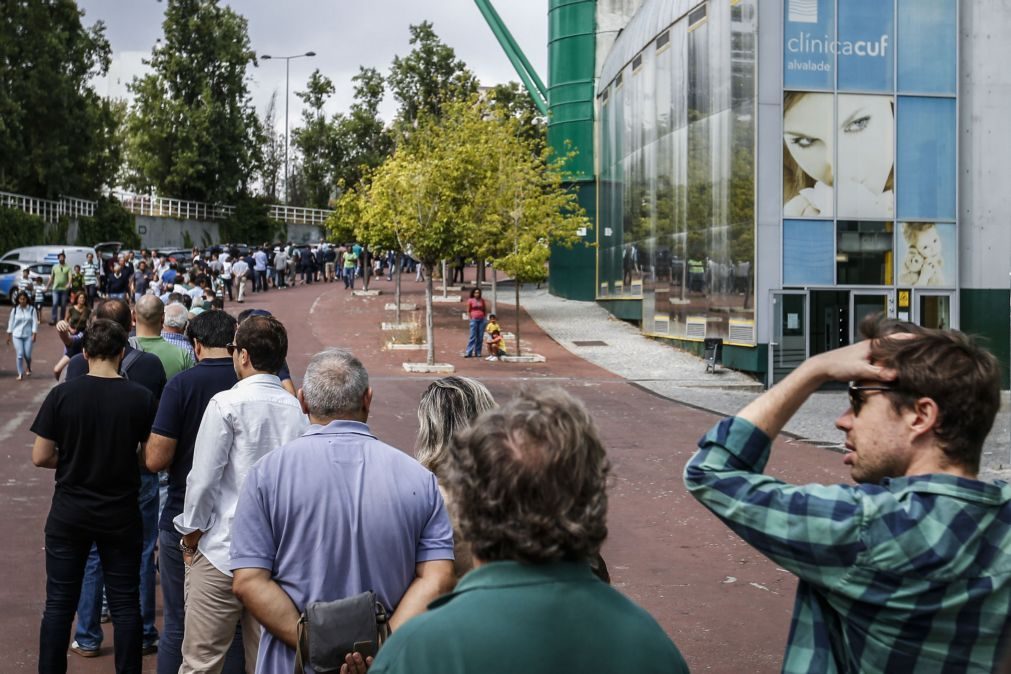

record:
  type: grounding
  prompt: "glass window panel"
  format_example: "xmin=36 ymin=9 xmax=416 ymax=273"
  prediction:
xmin=837 ymin=0 xmax=894 ymax=92
xmin=783 ymin=92 xmax=834 ymax=217
xmin=897 ymin=222 xmax=955 ymax=287
xmin=784 ymin=219 xmax=834 ymax=285
xmin=898 ymin=0 xmax=957 ymax=94
xmin=783 ymin=0 xmax=835 ymax=90
xmin=897 ymin=96 xmax=956 ymax=221
xmin=836 ymin=94 xmax=894 ymax=219
xmin=918 ymin=294 xmax=950 ymax=329
xmin=837 ymin=221 xmax=894 ymax=285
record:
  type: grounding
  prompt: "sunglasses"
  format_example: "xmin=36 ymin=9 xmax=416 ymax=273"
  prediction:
xmin=226 ymin=343 xmax=242 ymax=356
xmin=847 ymin=382 xmax=896 ymax=416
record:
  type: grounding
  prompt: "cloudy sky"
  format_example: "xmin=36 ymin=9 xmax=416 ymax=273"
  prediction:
xmin=76 ymin=0 xmax=547 ymax=131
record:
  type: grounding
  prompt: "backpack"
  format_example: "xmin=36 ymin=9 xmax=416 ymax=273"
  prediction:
xmin=121 ymin=346 xmax=143 ymax=379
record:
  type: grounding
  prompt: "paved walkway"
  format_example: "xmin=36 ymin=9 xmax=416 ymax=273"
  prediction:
xmin=498 ymin=285 xmax=1011 ymax=481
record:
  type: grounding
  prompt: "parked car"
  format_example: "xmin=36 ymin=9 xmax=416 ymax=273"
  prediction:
xmin=0 ymin=260 xmax=55 ymax=304
xmin=163 ymin=249 xmax=195 ymax=273
xmin=0 ymin=245 xmax=97 ymax=271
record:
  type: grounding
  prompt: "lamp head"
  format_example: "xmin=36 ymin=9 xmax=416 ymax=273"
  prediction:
xmin=305 ymin=51 xmax=316 ymax=57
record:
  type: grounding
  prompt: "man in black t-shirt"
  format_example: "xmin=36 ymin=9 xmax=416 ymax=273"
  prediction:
xmin=32 ymin=319 xmax=158 ymax=674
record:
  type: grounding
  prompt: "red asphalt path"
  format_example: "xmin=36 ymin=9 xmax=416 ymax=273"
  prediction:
xmin=0 ymin=273 xmax=852 ymax=672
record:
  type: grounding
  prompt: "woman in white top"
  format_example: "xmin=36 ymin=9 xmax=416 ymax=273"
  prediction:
xmin=6 ymin=291 xmax=39 ymax=380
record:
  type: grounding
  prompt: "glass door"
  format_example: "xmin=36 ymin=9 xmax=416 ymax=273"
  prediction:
xmin=771 ymin=291 xmax=808 ymax=385
xmin=914 ymin=292 xmax=952 ymax=330
xmin=850 ymin=291 xmax=893 ymax=341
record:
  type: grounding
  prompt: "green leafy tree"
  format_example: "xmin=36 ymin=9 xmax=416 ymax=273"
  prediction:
xmin=486 ymin=81 xmax=547 ymax=155
xmin=125 ymin=0 xmax=262 ymax=203
xmin=0 ymin=208 xmax=46 ymax=256
xmin=76 ymin=196 xmax=140 ymax=248
xmin=290 ymin=69 xmax=336 ymax=208
xmin=387 ymin=22 xmax=478 ymax=136
xmin=332 ymin=67 xmax=394 ymax=190
xmin=219 ymin=195 xmax=283 ymax=245
xmin=0 ymin=1 xmax=121 ymax=198
xmin=257 ymin=92 xmax=285 ymax=202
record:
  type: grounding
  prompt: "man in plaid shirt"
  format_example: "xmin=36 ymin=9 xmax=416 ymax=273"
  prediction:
xmin=685 ymin=318 xmax=1010 ymax=673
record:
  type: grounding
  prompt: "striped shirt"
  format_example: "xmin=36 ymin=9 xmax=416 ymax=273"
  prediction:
xmin=82 ymin=261 xmax=99 ymax=286
xmin=17 ymin=275 xmax=32 ymax=293
xmin=684 ymin=416 xmax=1011 ymax=673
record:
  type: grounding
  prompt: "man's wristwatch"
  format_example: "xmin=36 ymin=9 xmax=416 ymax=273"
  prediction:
xmin=179 ymin=538 xmax=197 ymax=554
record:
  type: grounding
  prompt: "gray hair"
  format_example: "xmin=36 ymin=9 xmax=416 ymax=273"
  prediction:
xmin=164 ymin=302 xmax=189 ymax=330
xmin=416 ymin=377 xmax=496 ymax=478
xmin=301 ymin=349 xmax=370 ymax=419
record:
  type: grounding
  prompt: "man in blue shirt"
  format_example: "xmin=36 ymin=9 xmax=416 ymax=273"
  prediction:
xmin=230 ymin=348 xmax=456 ymax=674
xmin=146 ymin=310 xmax=244 ymax=674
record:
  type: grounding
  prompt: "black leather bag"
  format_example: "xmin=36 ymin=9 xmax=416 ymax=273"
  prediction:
xmin=294 ymin=591 xmax=390 ymax=674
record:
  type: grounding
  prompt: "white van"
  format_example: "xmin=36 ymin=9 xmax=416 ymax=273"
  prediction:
xmin=0 ymin=245 xmax=99 ymax=270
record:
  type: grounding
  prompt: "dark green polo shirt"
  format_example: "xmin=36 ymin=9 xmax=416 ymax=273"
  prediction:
xmin=370 ymin=560 xmax=689 ymax=674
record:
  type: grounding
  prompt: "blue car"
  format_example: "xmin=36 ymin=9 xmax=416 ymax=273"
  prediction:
xmin=0 ymin=260 xmax=22 ymax=304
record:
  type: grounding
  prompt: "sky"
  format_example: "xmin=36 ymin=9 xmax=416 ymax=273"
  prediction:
xmin=76 ymin=0 xmax=548 ymax=132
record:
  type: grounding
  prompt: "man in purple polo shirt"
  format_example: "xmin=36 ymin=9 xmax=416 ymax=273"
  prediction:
xmin=230 ymin=348 xmax=456 ymax=674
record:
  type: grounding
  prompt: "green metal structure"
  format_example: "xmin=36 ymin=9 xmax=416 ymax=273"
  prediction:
xmin=475 ymin=0 xmax=598 ymax=301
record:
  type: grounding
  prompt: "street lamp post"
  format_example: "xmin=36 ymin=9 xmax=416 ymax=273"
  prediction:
xmin=260 ymin=51 xmax=316 ymax=205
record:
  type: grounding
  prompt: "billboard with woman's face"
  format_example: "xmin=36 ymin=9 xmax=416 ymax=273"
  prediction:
xmin=782 ymin=92 xmax=894 ymax=219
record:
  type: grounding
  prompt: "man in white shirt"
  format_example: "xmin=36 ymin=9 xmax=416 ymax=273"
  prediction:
xmin=231 ymin=257 xmax=249 ymax=303
xmin=174 ymin=315 xmax=308 ymax=673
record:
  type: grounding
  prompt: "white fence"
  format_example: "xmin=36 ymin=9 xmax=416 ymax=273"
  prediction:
xmin=1 ymin=190 xmax=332 ymax=227
xmin=0 ymin=191 xmax=96 ymax=222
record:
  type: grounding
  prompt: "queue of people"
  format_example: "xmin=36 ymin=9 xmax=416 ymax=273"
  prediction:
xmin=19 ymin=271 xmax=1011 ymax=674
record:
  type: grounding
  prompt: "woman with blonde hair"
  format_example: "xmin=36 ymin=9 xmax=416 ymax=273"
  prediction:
xmin=416 ymin=376 xmax=496 ymax=577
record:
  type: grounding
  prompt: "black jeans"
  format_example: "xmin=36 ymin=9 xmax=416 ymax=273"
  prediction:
xmin=40 ymin=519 xmax=143 ymax=674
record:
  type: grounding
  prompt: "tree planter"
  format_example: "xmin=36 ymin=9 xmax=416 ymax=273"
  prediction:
xmin=403 ymin=362 xmax=455 ymax=373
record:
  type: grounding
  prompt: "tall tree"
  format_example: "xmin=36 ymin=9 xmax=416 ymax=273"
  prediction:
xmin=332 ymin=67 xmax=394 ymax=190
xmin=257 ymin=91 xmax=284 ymax=202
xmin=0 ymin=1 xmax=121 ymax=198
xmin=290 ymin=69 xmax=336 ymax=208
xmin=486 ymin=81 xmax=547 ymax=155
xmin=387 ymin=22 xmax=478 ymax=135
xmin=125 ymin=0 xmax=261 ymax=203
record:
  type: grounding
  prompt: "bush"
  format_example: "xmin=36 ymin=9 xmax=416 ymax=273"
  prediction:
xmin=0 ymin=207 xmax=47 ymax=253
xmin=76 ymin=196 xmax=140 ymax=249
xmin=220 ymin=195 xmax=283 ymax=245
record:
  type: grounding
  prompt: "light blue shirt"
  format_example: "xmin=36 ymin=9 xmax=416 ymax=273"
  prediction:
xmin=229 ymin=420 xmax=455 ymax=674
xmin=175 ymin=373 xmax=308 ymax=575
xmin=7 ymin=304 xmax=38 ymax=338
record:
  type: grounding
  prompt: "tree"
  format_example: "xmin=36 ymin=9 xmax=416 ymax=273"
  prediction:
xmin=486 ymin=81 xmax=547 ymax=155
xmin=387 ymin=22 xmax=478 ymax=136
xmin=76 ymin=196 xmax=140 ymax=248
xmin=257 ymin=92 xmax=284 ymax=202
xmin=0 ymin=1 xmax=122 ymax=198
xmin=290 ymin=69 xmax=336 ymax=208
xmin=332 ymin=67 xmax=394 ymax=190
xmin=125 ymin=0 xmax=262 ymax=203
xmin=219 ymin=195 xmax=284 ymax=245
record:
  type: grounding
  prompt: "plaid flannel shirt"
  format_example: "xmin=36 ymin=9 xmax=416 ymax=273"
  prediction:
xmin=684 ymin=416 xmax=1011 ymax=673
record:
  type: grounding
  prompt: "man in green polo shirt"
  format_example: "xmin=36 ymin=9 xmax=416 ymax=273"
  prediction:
xmin=369 ymin=388 xmax=689 ymax=674
xmin=48 ymin=252 xmax=72 ymax=325
xmin=132 ymin=295 xmax=194 ymax=380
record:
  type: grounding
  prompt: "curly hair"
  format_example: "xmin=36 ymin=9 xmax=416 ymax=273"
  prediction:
xmin=444 ymin=386 xmax=610 ymax=564
xmin=861 ymin=315 xmax=1001 ymax=473
xmin=416 ymin=376 xmax=496 ymax=478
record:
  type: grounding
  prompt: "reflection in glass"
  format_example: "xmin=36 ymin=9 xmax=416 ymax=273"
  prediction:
xmin=918 ymin=294 xmax=950 ymax=330
xmin=837 ymin=221 xmax=894 ymax=285
xmin=597 ymin=0 xmax=756 ymax=341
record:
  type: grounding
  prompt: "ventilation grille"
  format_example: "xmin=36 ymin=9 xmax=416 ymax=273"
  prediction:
xmin=688 ymin=4 xmax=707 ymax=27
xmin=728 ymin=320 xmax=756 ymax=345
xmin=686 ymin=317 xmax=707 ymax=340
xmin=656 ymin=30 xmax=671 ymax=51
xmin=632 ymin=54 xmax=643 ymax=72
xmin=653 ymin=312 xmax=671 ymax=334
xmin=599 ymin=282 xmax=609 ymax=297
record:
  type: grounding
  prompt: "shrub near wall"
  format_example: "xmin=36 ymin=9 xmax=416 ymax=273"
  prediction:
xmin=0 ymin=207 xmax=47 ymax=253
xmin=76 ymin=196 xmax=140 ymax=249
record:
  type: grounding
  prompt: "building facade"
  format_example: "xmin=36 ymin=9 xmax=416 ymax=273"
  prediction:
xmin=593 ymin=0 xmax=1011 ymax=385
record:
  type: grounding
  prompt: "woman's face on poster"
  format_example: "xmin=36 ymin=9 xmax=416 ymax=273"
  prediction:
xmin=783 ymin=93 xmax=894 ymax=194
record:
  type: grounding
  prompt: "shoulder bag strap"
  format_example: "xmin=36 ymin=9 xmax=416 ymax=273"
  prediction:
xmin=294 ymin=613 xmax=309 ymax=674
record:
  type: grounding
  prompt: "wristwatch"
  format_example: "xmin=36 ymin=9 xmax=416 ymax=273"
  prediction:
xmin=179 ymin=538 xmax=197 ymax=554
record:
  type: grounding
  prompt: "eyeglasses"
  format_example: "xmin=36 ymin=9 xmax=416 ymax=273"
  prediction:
xmin=847 ymin=382 xmax=896 ymax=416
xmin=226 ymin=343 xmax=242 ymax=356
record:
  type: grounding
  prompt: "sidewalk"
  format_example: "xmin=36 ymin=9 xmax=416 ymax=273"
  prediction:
xmin=498 ymin=285 xmax=1011 ymax=481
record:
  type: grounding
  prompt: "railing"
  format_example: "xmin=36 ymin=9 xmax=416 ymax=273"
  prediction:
xmin=1 ymin=189 xmax=333 ymax=227
xmin=0 ymin=190 xmax=96 ymax=222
